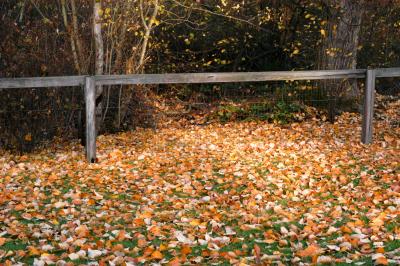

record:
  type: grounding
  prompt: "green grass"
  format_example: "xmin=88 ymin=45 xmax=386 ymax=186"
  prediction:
xmin=0 ymin=240 xmax=28 ymax=251
xmin=385 ymin=239 xmax=400 ymax=252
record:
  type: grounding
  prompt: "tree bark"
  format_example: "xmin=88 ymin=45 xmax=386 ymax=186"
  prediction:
xmin=138 ymin=0 xmax=159 ymax=72
xmin=93 ymin=0 xmax=104 ymax=132
xmin=319 ymin=0 xmax=365 ymax=121
xmin=61 ymin=0 xmax=81 ymax=74
xmin=70 ymin=0 xmax=87 ymax=73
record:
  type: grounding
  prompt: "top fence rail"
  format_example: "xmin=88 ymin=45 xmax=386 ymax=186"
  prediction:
xmin=1 ymin=68 xmax=399 ymax=89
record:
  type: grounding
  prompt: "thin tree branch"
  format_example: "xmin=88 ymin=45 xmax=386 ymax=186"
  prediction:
xmin=169 ymin=0 xmax=272 ymax=33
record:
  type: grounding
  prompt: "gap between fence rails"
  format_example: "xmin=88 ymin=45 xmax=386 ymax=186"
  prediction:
xmin=1 ymin=68 xmax=399 ymax=163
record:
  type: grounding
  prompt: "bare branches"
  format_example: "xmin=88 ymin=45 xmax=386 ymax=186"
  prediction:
xmin=61 ymin=0 xmax=81 ymax=74
xmin=138 ymin=0 xmax=160 ymax=72
xmin=169 ymin=0 xmax=272 ymax=33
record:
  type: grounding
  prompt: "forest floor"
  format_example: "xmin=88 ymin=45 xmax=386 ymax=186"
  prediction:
xmin=0 ymin=96 xmax=399 ymax=265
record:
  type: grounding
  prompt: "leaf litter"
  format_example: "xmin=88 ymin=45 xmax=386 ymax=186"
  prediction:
xmin=0 ymin=97 xmax=399 ymax=265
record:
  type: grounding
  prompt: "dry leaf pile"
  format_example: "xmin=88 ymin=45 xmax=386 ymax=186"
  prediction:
xmin=0 ymin=98 xmax=399 ymax=265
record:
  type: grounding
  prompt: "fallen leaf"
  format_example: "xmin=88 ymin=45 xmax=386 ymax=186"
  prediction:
xmin=151 ymin=250 xmax=163 ymax=260
xmin=254 ymin=244 xmax=261 ymax=264
xmin=181 ymin=245 xmax=192 ymax=255
xmin=297 ymin=244 xmax=322 ymax=257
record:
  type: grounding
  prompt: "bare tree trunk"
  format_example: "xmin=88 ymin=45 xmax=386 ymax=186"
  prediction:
xmin=113 ymin=1 xmax=129 ymax=74
xmin=319 ymin=0 xmax=365 ymax=121
xmin=61 ymin=0 xmax=81 ymax=74
xmin=94 ymin=0 xmax=104 ymax=132
xmin=70 ymin=0 xmax=87 ymax=73
xmin=138 ymin=0 xmax=159 ymax=72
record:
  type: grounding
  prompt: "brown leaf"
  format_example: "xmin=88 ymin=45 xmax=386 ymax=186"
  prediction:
xmin=391 ymin=182 xmax=400 ymax=192
xmin=254 ymin=244 xmax=261 ymax=264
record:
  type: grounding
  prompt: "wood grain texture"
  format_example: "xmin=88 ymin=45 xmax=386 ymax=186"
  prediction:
xmin=95 ymin=69 xmax=367 ymax=86
xmin=84 ymin=77 xmax=96 ymax=163
xmin=0 ymin=76 xmax=85 ymax=88
xmin=1 ymin=68 xmax=399 ymax=89
xmin=361 ymin=69 xmax=376 ymax=144
xmin=375 ymin=68 xmax=400 ymax=78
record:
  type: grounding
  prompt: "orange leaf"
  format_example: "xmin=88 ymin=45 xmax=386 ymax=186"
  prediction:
xmin=297 ymin=244 xmax=322 ymax=257
xmin=149 ymin=226 xmax=161 ymax=236
xmin=117 ymin=230 xmax=126 ymax=241
xmin=24 ymin=134 xmax=32 ymax=142
xmin=28 ymin=246 xmax=41 ymax=256
xmin=167 ymin=257 xmax=181 ymax=266
xmin=133 ymin=218 xmax=145 ymax=227
xmin=143 ymin=246 xmax=154 ymax=257
xmin=376 ymin=256 xmax=389 ymax=265
xmin=14 ymin=204 xmax=25 ymax=211
xmin=341 ymin=226 xmax=352 ymax=234
xmin=140 ymin=211 xmax=153 ymax=219
xmin=75 ymin=225 xmax=90 ymax=238
xmin=138 ymin=238 xmax=148 ymax=248
xmin=376 ymin=247 xmax=385 ymax=254
xmin=151 ymin=250 xmax=163 ymax=260
xmin=0 ymin=238 xmax=6 ymax=246
xmin=181 ymin=245 xmax=192 ymax=255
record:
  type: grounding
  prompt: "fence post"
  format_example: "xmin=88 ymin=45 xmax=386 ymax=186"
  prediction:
xmin=84 ymin=76 xmax=96 ymax=163
xmin=361 ymin=69 xmax=376 ymax=144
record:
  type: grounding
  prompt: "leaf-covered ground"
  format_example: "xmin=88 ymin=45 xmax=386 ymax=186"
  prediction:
xmin=1 ymin=98 xmax=399 ymax=265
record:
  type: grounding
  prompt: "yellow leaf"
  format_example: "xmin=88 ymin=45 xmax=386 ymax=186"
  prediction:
xmin=320 ymin=29 xmax=326 ymax=37
xmin=371 ymin=213 xmax=386 ymax=227
xmin=292 ymin=49 xmax=300 ymax=55
xmin=189 ymin=219 xmax=201 ymax=226
xmin=28 ymin=246 xmax=41 ymax=256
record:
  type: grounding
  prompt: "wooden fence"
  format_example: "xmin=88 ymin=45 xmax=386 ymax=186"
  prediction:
xmin=1 ymin=68 xmax=399 ymax=162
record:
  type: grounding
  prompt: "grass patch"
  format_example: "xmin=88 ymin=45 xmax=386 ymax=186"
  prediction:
xmin=0 ymin=240 xmax=28 ymax=251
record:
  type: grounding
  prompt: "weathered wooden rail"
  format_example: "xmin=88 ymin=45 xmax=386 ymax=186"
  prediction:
xmin=1 ymin=68 xmax=399 ymax=162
